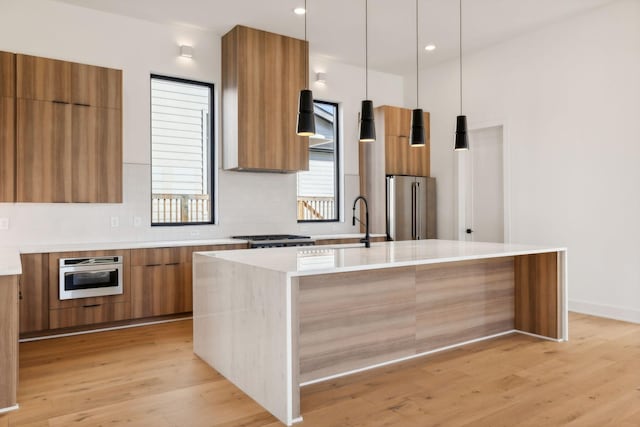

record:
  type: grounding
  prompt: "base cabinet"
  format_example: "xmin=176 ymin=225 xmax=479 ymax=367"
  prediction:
xmin=131 ymin=247 xmax=192 ymax=318
xmin=0 ymin=275 xmax=18 ymax=411
xmin=49 ymin=302 xmax=131 ymax=329
xmin=19 ymin=253 xmax=49 ymax=334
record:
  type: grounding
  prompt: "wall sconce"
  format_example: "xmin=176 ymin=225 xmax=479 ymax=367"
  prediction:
xmin=315 ymin=72 xmax=327 ymax=84
xmin=180 ymin=45 xmax=194 ymax=59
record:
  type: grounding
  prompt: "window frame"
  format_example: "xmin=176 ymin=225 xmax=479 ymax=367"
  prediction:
xmin=297 ymin=99 xmax=341 ymax=223
xmin=150 ymin=74 xmax=215 ymax=226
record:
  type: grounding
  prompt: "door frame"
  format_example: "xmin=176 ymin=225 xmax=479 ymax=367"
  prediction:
xmin=455 ymin=120 xmax=512 ymax=243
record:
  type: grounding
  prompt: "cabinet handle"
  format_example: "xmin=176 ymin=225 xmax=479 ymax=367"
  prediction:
xmin=83 ymin=303 xmax=101 ymax=308
xmin=165 ymin=262 xmax=180 ymax=266
xmin=74 ymin=103 xmax=91 ymax=107
xmin=52 ymin=100 xmax=69 ymax=104
xmin=145 ymin=263 xmax=162 ymax=267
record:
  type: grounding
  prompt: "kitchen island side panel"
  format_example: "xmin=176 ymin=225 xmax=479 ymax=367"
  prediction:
xmin=192 ymin=254 xmax=298 ymax=425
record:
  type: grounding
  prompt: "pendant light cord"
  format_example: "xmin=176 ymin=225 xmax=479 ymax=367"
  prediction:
xmin=459 ymin=0 xmax=463 ymax=115
xmin=365 ymin=0 xmax=368 ymax=100
xmin=415 ymin=0 xmax=419 ymax=108
xmin=305 ymin=0 xmax=309 ymax=90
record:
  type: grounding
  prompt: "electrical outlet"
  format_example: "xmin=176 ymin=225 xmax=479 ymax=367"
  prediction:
xmin=0 ymin=218 xmax=8 ymax=230
xmin=133 ymin=216 xmax=142 ymax=227
xmin=190 ymin=230 xmax=200 ymax=237
xmin=110 ymin=216 xmax=119 ymax=228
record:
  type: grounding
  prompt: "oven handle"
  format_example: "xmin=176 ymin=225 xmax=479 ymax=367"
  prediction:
xmin=60 ymin=264 xmax=122 ymax=273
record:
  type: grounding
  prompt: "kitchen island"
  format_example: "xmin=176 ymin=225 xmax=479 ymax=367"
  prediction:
xmin=193 ymin=240 xmax=567 ymax=425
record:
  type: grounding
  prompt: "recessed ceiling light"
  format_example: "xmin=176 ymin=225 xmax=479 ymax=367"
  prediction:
xmin=424 ymin=44 xmax=436 ymax=52
xmin=293 ymin=7 xmax=306 ymax=15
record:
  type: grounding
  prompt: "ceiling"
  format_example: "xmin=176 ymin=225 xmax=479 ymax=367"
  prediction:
xmin=54 ymin=0 xmax=617 ymax=75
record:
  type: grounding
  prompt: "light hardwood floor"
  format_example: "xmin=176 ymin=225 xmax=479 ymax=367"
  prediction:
xmin=4 ymin=313 xmax=639 ymax=426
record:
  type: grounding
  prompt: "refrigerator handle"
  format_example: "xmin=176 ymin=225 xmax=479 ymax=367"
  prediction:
xmin=411 ymin=182 xmax=416 ymax=240
xmin=416 ymin=181 xmax=421 ymax=239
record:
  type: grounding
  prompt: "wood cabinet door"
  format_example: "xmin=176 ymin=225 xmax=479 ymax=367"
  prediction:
xmin=71 ymin=63 xmax=122 ymax=109
xmin=0 ymin=97 xmax=15 ymax=202
xmin=19 ymin=253 xmax=49 ymax=334
xmin=384 ymin=135 xmax=410 ymax=176
xmin=16 ymin=99 xmax=72 ymax=202
xmin=231 ymin=25 xmax=308 ymax=172
xmin=383 ymin=106 xmax=411 ymax=138
xmin=0 ymin=51 xmax=15 ymax=97
xmin=131 ymin=263 xmax=191 ymax=318
xmin=16 ymin=54 xmax=70 ymax=102
xmin=71 ymin=105 xmax=122 ymax=202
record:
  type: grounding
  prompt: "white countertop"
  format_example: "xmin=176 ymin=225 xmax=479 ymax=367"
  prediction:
xmin=197 ymin=239 xmax=566 ymax=277
xmin=19 ymin=238 xmax=246 ymax=254
xmin=17 ymin=234 xmax=381 ymax=254
xmin=0 ymin=247 xmax=22 ymax=276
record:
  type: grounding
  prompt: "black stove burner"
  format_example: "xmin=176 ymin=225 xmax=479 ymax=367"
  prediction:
xmin=232 ymin=234 xmax=311 ymax=241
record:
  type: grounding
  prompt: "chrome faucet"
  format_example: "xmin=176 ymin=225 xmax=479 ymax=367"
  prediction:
xmin=352 ymin=196 xmax=370 ymax=248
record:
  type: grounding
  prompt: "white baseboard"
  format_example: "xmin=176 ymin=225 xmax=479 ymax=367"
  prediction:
xmin=569 ymin=300 xmax=640 ymax=324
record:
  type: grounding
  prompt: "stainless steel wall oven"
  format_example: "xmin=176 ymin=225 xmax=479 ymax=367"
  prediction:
xmin=58 ymin=256 xmax=124 ymax=300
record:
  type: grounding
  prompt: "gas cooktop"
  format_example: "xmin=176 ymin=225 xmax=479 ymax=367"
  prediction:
xmin=232 ymin=234 xmax=315 ymax=248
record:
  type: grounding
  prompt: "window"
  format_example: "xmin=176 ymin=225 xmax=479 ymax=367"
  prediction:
xmin=150 ymin=75 xmax=214 ymax=225
xmin=297 ymin=100 xmax=339 ymax=221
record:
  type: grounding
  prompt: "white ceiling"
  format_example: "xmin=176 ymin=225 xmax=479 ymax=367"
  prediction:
xmin=54 ymin=0 xmax=617 ymax=75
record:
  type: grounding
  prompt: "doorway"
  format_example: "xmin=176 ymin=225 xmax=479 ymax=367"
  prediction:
xmin=457 ymin=124 xmax=509 ymax=243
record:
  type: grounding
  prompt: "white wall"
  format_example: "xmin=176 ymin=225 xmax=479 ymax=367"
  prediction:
xmin=0 ymin=0 xmax=404 ymax=246
xmin=416 ymin=0 xmax=640 ymax=322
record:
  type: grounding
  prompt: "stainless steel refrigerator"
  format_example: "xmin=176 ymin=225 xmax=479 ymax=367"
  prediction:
xmin=386 ymin=176 xmax=437 ymax=240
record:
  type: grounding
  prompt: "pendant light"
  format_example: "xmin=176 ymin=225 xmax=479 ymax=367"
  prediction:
xmin=410 ymin=0 xmax=425 ymax=147
xmin=296 ymin=0 xmax=316 ymax=136
xmin=359 ymin=0 xmax=376 ymax=142
xmin=454 ymin=0 xmax=469 ymax=151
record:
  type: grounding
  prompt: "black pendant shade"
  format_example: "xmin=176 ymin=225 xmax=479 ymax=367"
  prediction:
xmin=410 ymin=108 xmax=425 ymax=147
xmin=296 ymin=89 xmax=316 ymax=136
xmin=359 ymin=100 xmax=376 ymax=142
xmin=454 ymin=115 xmax=469 ymax=151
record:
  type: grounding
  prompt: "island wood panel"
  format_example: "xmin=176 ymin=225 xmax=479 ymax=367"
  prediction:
xmin=71 ymin=63 xmax=122 ymax=109
xmin=48 ymin=249 xmax=131 ymax=310
xmin=0 ymin=97 xmax=15 ymax=202
xmin=16 ymin=54 xmax=71 ymax=102
xmin=0 ymin=275 xmax=18 ymax=411
xmin=0 ymin=51 xmax=15 ymax=97
xmin=514 ymin=252 xmax=559 ymax=339
xmin=415 ymin=257 xmax=515 ymax=353
xmin=71 ymin=105 xmax=122 ymax=203
xmin=298 ymin=267 xmax=416 ymax=383
xmin=16 ymin=99 xmax=72 ymax=202
xmin=19 ymin=253 xmax=49 ymax=334
xmin=49 ymin=302 xmax=131 ymax=329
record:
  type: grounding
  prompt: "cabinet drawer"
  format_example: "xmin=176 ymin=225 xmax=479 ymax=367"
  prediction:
xmin=131 ymin=247 xmax=189 ymax=266
xmin=49 ymin=302 xmax=131 ymax=329
xmin=16 ymin=54 xmax=71 ymax=102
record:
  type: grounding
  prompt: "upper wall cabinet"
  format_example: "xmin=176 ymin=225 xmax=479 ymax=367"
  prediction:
xmin=222 ymin=25 xmax=309 ymax=172
xmin=6 ymin=53 xmax=123 ymax=203
xmin=0 ymin=52 xmax=15 ymax=202
xmin=378 ymin=105 xmax=430 ymax=177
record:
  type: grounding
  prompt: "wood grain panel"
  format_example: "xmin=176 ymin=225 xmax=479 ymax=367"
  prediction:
xmin=131 ymin=263 xmax=192 ymax=318
xmin=16 ymin=54 xmax=70 ymax=102
xmin=71 ymin=105 xmax=122 ymax=202
xmin=514 ymin=252 xmax=559 ymax=339
xmin=71 ymin=63 xmax=122 ymax=109
xmin=0 ymin=275 xmax=18 ymax=410
xmin=49 ymin=302 xmax=131 ymax=329
xmin=16 ymin=99 xmax=72 ymax=202
xmin=130 ymin=247 xmax=190 ymax=266
xmin=298 ymin=267 xmax=416 ymax=382
xmin=223 ymin=25 xmax=308 ymax=172
xmin=48 ymin=249 xmax=131 ymax=310
xmin=415 ymin=257 xmax=515 ymax=353
xmin=382 ymin=106 xmax=430 ymax=177
xmin=0 ymin=51 xmax=15 ymax=97
xmin=382 ymin=105 xmax=411 ymax=137
xmin=0 ymin=97 xmax=15 ymax=202
xmin=19 ymin=253 xmax=49 ymax=334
